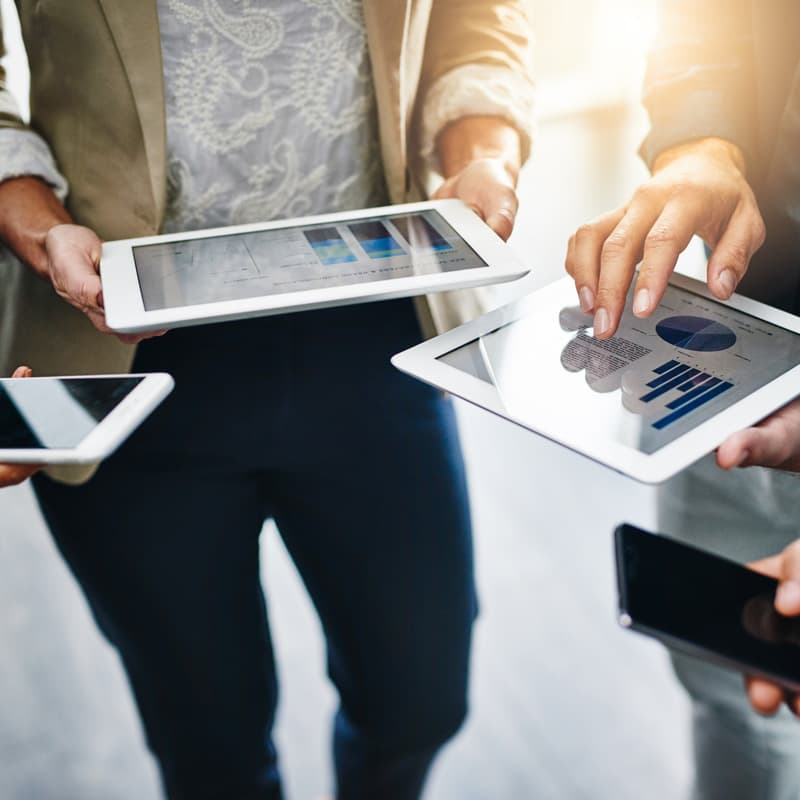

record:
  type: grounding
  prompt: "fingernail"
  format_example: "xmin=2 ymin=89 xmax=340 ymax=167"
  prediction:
xmin=486 ymin=213 xmax=512 ymax=237
xmin=633 ymin=288 xmax=651 ymax=316
xmin=718 ymin=269 xmax=737 ymax=297
xmin=776 ymin=581 xmax=800 ymax=611
xmin=593 ymin=307 xmax=610 ymax=337
xmin=578 ymin=287 xmax=595 ymax=313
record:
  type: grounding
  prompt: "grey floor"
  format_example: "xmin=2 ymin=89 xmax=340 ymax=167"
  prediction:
xmin=0 ymin=106 xmax=695 ymax=799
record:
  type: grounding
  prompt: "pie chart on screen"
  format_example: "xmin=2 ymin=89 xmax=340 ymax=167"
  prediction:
xmin=655 ymin=315 xmax=737 ymax=352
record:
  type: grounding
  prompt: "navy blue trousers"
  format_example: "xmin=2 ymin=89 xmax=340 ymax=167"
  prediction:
xmin=33 ymin=299 xmax=475 ymax=800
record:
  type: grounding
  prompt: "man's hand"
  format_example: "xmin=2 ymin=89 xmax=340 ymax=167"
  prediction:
xmin=717 ymin=399 xmax=800 ymax=472
xmin=43 ymin=224 xmax=163 ymax=345
xmin=433 ymin=115 xmax=521 ymax=242
xmin=565 ymin=137 xmax=766 ymax=339
xmin=746 ymin=541 xmax=800 ymax=716
xmin=0 ymin=177 xmax=163 ymax=345
xmin=0 ymin=366 xmax=42 ymax=488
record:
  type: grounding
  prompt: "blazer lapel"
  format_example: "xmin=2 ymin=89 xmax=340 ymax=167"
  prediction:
xmin=96 ymin=0 xmax=167 ymax=223
xmin=363 ymin=0 xmax=413 ymax=200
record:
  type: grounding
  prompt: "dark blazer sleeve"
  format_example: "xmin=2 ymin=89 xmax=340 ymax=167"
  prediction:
xmin=640 ymin=0 xmax=758 ymax=170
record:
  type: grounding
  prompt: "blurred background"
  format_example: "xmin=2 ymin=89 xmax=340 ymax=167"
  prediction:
xmin=0 ymin=1 xmax=698 ymax=798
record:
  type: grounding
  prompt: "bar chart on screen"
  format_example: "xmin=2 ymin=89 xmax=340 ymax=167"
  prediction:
xmin=303 ymin=227 xmax=357 ymax=266
xmin=389 ymin=215 xmax=453 ymax=253
xmin=348 ymin=221 xmax=406 ymax=259
xmin=639 ymin=359 xmax=735 ymax=430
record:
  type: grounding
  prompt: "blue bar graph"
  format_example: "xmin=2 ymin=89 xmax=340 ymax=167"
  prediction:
xmin=646 ymin=363 xmax=692 ymax=388
xmin=390 ymin=215 xmax=452 ymax=252
xmin=349 ymin=221 xmax=405 ymax=259
xmin=652 ymin=382 xmax=734 ymax=430
xmin=653 ymin=359 xmax=679 ymax=375
xmin=640 ymin=368 xmax=700 ymax=402
xmin=677 ymin=372 xmax=710 ymax=392
xmin=304 ymin=227 xmax=357 ymax=265
xmin=666 ymin=377 xmax=721 ymax=409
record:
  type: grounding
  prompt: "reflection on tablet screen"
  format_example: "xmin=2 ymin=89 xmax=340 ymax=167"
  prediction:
xmin=437 ymin=282 xmax=800 ymax=454
xmin=133 ymin=210 xmax=486 ymax=310
xmin=0 ymin=377 xmax=143 ymax=449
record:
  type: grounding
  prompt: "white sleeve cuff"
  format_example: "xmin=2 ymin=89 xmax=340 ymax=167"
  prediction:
xmin=419 ymin=63 xmax=535 ymax=174
xmin=0 ymin=128 xmax=69 ymax=201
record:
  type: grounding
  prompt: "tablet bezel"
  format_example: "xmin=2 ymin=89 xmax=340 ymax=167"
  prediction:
xmin=391 ymin=274 xmax=800 ymax=484
xmin=101 ymin=199 xmax=529 ymax=333
xmin=0 ymin=373 xmax=174 ymax=464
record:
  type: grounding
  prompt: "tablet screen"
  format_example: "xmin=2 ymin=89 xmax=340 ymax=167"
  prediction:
xmin=132 ymin=210 xmax=486 ymax=310
xmin=0 ymin=377 xmax=143 ymax=449
xmin=438 ymin=282 xmax=800 ymax=454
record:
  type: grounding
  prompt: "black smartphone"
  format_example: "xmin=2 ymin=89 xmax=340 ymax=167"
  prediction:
xmin=615 ymin=523 xmax=800 ymax=692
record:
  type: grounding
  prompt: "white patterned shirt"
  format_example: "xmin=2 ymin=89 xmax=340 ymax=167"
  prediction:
xmin=1 ymin=0 xmax=387 ymax=231
xmin=157 ymin=0 xmax=387 ymax=232
xmin=0 ymin=2 xmax=535 ymax=230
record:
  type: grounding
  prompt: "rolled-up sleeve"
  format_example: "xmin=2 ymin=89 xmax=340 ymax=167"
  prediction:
xmin=414 ymin=0 xmax=535 ymax=175
xmin=640 ymin=0 xmax=757 ymax=170
xmin=0 ymin=128 xmax=69 ymax=200
xmin=0 ymin=9 xmax=69 ymax=200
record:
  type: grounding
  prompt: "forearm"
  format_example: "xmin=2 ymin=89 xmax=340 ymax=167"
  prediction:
xmin=0 ymin=176 xmax=71 ymax=278
xmin=435 ymin=115 xmax=521 ymax=183
xmin=652 ymin=136 xmax=747 ymax=176
xmin=641 ymin=0 xmax=756 ymax=171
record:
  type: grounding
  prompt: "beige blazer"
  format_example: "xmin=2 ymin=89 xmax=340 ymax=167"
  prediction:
xmin=0 ymin=1 xmax=533 ymax=480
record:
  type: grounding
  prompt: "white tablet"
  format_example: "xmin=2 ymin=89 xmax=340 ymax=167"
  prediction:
xmin=100 ymin=199 xmax=528 ymax=332
xmin=391 ymin=274 xmax=800 ymax=483
xmin=0 ymin=373 xmax=174 ymax=464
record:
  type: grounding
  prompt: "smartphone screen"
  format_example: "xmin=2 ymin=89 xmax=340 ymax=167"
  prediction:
xmin=0 ymin=377 xmax=144 ymax=449
xmin=615 ymin=524 xmax=800 ymax=688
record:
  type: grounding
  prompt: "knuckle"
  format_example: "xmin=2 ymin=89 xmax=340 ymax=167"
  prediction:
xmin=725 ymin=240 xmax=750 ymax=270
xmin=79 ymin=277 xmax=100 ymax=307
xmin=574 ymin=223 xmax=598 ymax=243
xmin=752 ymin=217 xmax=767 ymax=248
xmin=631 ymin=184 xmax=658 ymax=206
xmin=602 ymin=229 xmax=633 ymax=257
xmin=635 ymin=263 xmax=664 ymax=285
xmin=644 ymin=225 xmax=680 ymax=250
xmin=595 ymin=286 xmax=619 ymax=309
xmin=77 ymin=279 xmax=93 ymax=306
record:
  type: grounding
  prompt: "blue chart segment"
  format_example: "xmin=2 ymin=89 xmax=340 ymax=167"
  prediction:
xmin=656 ymin=316 xmax=737 ymax=352
xmin=640 ymin=359 xmax=734 ymax=430
xmin=348 ymin=221 xmax=406 ymax=260
xmin=390 ymin=214 xmax=452 ymax=252
xmin=304 ymin=227 xmax=357 ymax=265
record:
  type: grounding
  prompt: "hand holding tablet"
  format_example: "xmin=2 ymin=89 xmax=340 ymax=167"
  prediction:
xmin=393 ymin=273 xmax=800 ymax=483
xmin=45 ymin=223 xmax=166 ymax=345
xmin=717 ymin=397 xmax=800 ymax=472
xmin=0 ymin=366 xmax=41 ymax=487
xmin=100 ymin=199 xmax=528 ymax=333
xmin=0 ymin=373 xmax=173 ymax=466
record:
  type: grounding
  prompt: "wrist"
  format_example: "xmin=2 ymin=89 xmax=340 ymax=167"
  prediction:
xmin=653 ymin=137 xmax=747 ymax=177
xmin=0 ymin=176 xmax=71 ymax=278
xmin=436 ymin=115 xmax=521 ymax=183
